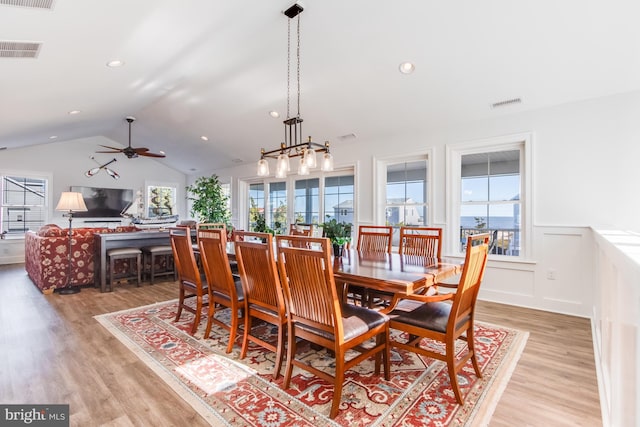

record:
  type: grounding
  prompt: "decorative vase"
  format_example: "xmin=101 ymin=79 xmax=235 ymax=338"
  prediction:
xmin=333 ymin=243 xmax=344 ymax=257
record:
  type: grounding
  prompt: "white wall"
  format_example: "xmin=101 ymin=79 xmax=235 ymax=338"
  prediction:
xmin=0 ymin=136 xmax=187 ymax=263
xmin=208 ymin=90 xmax=640 ymax=317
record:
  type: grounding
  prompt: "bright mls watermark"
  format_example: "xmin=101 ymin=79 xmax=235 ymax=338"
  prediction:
xmin=0 ymin=405 xmax=69 ymax=426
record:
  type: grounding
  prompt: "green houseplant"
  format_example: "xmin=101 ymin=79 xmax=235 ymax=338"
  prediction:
xmin=320 ymin=217 xmax=353 ymax=256
xmin=186 ymin=174 xmax=231 ymax=228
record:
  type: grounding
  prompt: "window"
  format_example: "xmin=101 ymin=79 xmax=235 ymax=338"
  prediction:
xmin=147 ymin=186 xmax=176 ymax=217
xmin=447 ymin=133 xmax=531 ymax=258
xmin=1 ymin=174 xmax=48 ymax=236
xmin=324 ymin=175 xmax=354 ymax=225
xmin=386 ymin=160 xmax=428 ymax=227
xmin=248 ymin=183 xmax=265 ymax=231
xmin=244 ymin=170 xmax=355 ymax=234
xmin=294 ymin=178 xmax=319 ymax=224
xmin=269 ymin=181 xmax=287 ymax=234
xmin=377 ymin=156 xmax=430 ymax=246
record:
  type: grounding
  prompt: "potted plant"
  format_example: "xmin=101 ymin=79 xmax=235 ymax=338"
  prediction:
xmin=253 ymin=212 xmax=275 ymax=236
xmin=320 ymin=217 xmax=353 ymax=256
xmin=186 ymin=174 xmax=232 ymax=230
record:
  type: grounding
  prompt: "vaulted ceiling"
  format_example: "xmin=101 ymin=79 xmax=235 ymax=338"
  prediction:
xmin=1 ymin=0 xmax=639 ymax=175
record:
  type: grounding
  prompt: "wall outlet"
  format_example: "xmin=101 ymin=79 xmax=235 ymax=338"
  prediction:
xmin=547 ymin=269 xmax=557 ymax=280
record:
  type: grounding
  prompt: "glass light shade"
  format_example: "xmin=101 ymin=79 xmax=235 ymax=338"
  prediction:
xmin=276 ymin=153 xmax=290 ymax=174
xmin=257 ymin=158 xmax=270 ymax=176
xmin=298 ymin=157 xmax=310 ymax=175
xmin=55 ymin=192 xmax=88 ymax=212
xmin=275 ymin=164 xmax=288 ymax=178
xmin=320 ymin=152 xmax=334 ymax=172
xmin=304 ymin=148 xmax=317 ymax=168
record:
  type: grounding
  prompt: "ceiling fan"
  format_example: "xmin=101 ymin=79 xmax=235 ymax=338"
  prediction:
xmin=97 ymin=116 xmax=166 ymax=159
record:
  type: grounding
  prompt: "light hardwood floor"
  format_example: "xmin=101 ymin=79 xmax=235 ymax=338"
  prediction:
xmin=1 ymin=264 xmax=602 ymax=426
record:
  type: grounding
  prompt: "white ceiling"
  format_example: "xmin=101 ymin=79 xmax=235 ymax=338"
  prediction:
xmin=1 ymin=0 xmax=639 ymax=175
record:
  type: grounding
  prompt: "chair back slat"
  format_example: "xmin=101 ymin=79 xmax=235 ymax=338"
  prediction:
xmin=448 ymin=233 xmax=490 ymax=331
xmin=399 ymin=227 xmax=442 ymax=258
xmin=198 ymin=228 xmax=236 ymax=297
xmin=357 ymin=225 xmax=393 ymax=253
xmin=234 ymin=231 xmax=284 ymax=312
xmin=276 ymin=235 xmax=341 ymax=335
xmin=170 ymin=227 xmax=200 ymax=287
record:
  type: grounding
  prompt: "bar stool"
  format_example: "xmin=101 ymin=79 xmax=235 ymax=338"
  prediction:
xmin=107 ymin=247 xmax=142 ymax=290
xmin=141 ymin=245 xmax=176 ymax=284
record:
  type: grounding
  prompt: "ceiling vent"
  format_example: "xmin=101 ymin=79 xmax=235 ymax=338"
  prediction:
xmin=0 ymin=41 xmax=41 ymax=58
xmin=0 ymin=0 xmax=55 ymax=9
xmin=490 ymin=98 xmax=522 ymax=109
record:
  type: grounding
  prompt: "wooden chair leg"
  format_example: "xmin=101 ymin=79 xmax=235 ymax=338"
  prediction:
xmin=283 ymin=323 xmax=297 ymax=389
xmin=191 ymin=295 xmax=203 ymax=334
xmin=446 ymin=339 xmax=464 ymax=404
xmin=273 ymin=324 xmax=285 ymax=379
xmin=330 ymin=356 xmax=346 ymax=418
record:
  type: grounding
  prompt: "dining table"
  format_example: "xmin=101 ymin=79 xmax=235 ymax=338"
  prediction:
xmin=332 ymin=249 xmax=463 ymax=302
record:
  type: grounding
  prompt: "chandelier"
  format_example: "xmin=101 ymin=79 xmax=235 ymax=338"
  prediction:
xmin=256 ymin=3 xmax=333 ymax=178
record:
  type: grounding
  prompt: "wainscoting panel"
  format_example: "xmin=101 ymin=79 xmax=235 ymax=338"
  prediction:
xmin=592 ymin=229 xmax=640 ymax=427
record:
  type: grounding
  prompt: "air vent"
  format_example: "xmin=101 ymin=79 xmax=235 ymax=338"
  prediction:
xmin=338 ymin=133 xmax=357 ymax=141
xmin=0 ymin=41 xmax=41 ymax=58
xmin=0 ymin=0 xmax=55 ymax=9
xmin=491 ymin=98 xmax=522 ymax=109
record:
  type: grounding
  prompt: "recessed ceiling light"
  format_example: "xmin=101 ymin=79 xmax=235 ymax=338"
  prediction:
xmin=106 ymin=60 xmax=124 ymax=67
xmin=269 ymin=111 xmax=280 ymax=118
xmin=399 ymin=62 xmax=415 ymax=74
xmin=200 ymin=136 xmax=209 ymax=141
xmin=159 ymin=150 xmax=166 ymax=155
xmin=49 ymin=135 xmax=57 ymax=139
xmin=68 ymin=110 xmax=81 ymax=115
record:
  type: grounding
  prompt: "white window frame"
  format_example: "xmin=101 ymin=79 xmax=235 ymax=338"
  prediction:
xmin=240 ymin=167 xmax=356 ymax=232
xmin=1 ymin=170 xmax=52 ymax=238
xmin=144 ymin=180 xmax=179 ymax=219
xmin=374 ymin=150 xmax=435 ymax=227
xmin=446 ymin=132 xmax=533 ymax=259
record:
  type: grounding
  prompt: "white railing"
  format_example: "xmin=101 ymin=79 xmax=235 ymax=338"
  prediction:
xmin=592 ymin=229 xmax=640 ymax=427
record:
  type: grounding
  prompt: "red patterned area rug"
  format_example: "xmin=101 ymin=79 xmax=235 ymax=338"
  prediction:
xmin=95 ymin=300 xmax=528 ymax=427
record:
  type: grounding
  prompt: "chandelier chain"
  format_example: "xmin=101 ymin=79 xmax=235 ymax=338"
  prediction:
xmin=286 ymin=18 xmax=291 ymax=119
xmin=296 ymin=13 xmax=301 ymax=118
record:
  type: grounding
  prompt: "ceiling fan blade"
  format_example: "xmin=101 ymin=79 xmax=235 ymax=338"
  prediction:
xmin=133 ymin=147 xmax=150 ymax=153
xmin=98 ymin=145 xmax=124 ymax=151
xmin=138 ymin=151 xmax=166 ymax=158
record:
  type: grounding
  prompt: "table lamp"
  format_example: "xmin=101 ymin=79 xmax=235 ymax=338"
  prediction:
xmin=55 ymin=191 xmax=88 ymax=295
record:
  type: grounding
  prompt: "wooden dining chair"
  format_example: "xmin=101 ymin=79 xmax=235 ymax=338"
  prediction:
xmin=289 ymin=223 xmax=314 ymax=236
xmin=387 ymin=233 xmax=490 ymax=405
xmin=356 ymin=225 xmax=393 ymax=253
xmin=398 ymin=226 xmax=442 ymax=258
xmin=170 ymin=227 xmax=209 ymax=334
xmin=198 ymin=228 xmax=245 ymax=353
xmin=233 ymin=231 xmax=287 ymax=379
xmin=275 ymin=235 xmax=390 ymax=419
xmin=356 ymin=225 xmax=393 ymax=307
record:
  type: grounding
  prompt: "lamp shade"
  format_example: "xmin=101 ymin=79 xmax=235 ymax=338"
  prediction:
xmin=55 ymin=192 xmax=88 ymax=212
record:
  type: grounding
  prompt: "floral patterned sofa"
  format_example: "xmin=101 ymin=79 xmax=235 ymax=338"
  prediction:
xmin=25 ymin=224 xmax=140 ymax=294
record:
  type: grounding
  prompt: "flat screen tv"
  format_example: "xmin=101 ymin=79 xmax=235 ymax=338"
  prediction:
xmin=70 ymin=186 xmax=133 ymax=218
